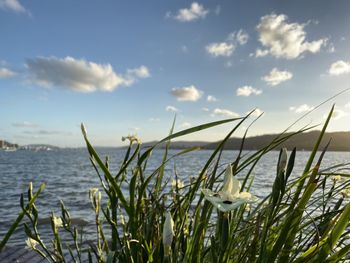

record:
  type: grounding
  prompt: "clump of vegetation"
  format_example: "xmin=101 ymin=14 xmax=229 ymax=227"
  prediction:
xmin=2 ymin=106 xmax=350 ymax=262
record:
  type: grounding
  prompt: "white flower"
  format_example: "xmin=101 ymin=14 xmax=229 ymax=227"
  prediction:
xmin=25 ymin=237 xmax=39 ymax=250
xmin=121 ymin=134 xmax=141 ymax=144
xmin=53 ymin=216 xmax=63 ymax=228
xmin=89 ymin=188 xmax=99 ymax=197
xmin=341 ymin=188 xmax=350 ymax=198
xmin=171 ymin=179 xmax=184 ymax=189
xmin=202 ymin=164 xmax=259 ymax=212
xmin=331 ymin=175 xmax=342 ymax=183
xmin=162 ymin=211 xmax=174 ymax=248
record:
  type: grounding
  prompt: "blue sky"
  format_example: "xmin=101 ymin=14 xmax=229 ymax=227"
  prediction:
xmin=1 ymin=0 xmax=350 ymax=147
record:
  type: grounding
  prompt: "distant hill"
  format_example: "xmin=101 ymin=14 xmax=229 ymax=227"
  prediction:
xmin=149 ymin=131 xmax=350 ymax=151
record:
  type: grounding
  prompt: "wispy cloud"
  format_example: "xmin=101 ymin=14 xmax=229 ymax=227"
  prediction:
xmin=180 ymin=122 xmax=191 ymax=129
xmin=206 ymin=29 xmax=248 ymax=57
xmin=256 ymin=13 xmax=327 ymax=59
xmin=262 ymin=68 xmax=293 ymax=86
xmin=166 ymin=105 xmax=179 ymax=112
xmin=0 ymin=67 xmax=16 ymax=78
xmin=149 ymin=117 xmax=160 ymax=122
xmin=26 ymin=56 xmax=150 ymax=93
xmin=236 ymin=86 xmax=262 ymax=97
xmin=211 ymin=108 xmax=240 ymax=118
xmin=289 ymin=104 xmax=314 ymax=113
xmin=168 ymin=2 xmax=209 ymax=22
xmin=171 ymin=85 xmax=203 ymax=101
xmin=12 ymin=121 xmax=38 ymax=128
xmin=248 ymin=108 xmax=264 ymax=117
xmin=207 ymin=95 xmax=218 ymax=102
xmin=23 ymin=130 xmax=73 ymax=136
xmin=328 ymin=60 xmax=350 ymax=76
xmin=227 ymin=29 xmax=249 ymax=45
xmin=0 ymin=0 xmax=29 ymax=15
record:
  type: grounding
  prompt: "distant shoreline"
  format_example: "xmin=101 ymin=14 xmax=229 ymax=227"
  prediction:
xmin=3 ymin=130 xmax=350 ymax=152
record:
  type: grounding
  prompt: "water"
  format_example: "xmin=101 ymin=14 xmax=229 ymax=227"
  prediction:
xmin=1 ymin=148 xmax=350 ymax=247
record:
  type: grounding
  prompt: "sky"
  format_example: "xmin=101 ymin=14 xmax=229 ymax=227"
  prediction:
xmin=1 ymin=0 xmax=350 ymax=147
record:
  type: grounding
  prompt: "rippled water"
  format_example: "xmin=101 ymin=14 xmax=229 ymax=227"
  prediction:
xmin=1 ymin=148 xmax=350 ymax=247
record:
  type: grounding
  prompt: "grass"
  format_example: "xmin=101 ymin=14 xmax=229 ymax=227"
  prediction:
xmin=2 ymin=106 xmax=350 ymax=262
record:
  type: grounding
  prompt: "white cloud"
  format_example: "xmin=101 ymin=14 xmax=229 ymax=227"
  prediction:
xmin=262 ymin=68 xmax=293 ymax=86
xmin=345 ymin=102 xmax=350 ymax=109
xmin=181 ymin=45 xmax=188 ymax=53
xmin=255 ymin=49 xmax=269 ymax=58
xmin=0 ymin=0 xmax=28 ymax=14
xmin=126 ymin=65 xmax=150 ymax=79
xmin=166 ymin=106 xmax=179 ymax=112
xmin=0 ymin=67 xmax=16 ymax=78
xmin=328 ymin=60 xmax=350 ymax=76
xmin=236 ymin=86 xmax=262 ymax=97
xmin=26 ymin=56 xmax=150 ymax=93
xmin=24 ymin=130 xmax=72 ymax=136
xmin=228 ymin=29 xmax=249 ymax=45
xmin=206 ymin=42 xmax=235 ymax=57
xmin=202 ymin=107 xmax=210 ymax=112
xmin=248 ymin=108 xmax=264 ymax=117
xmin=12 ymin=121 xmax=38 ymax=128
xmin=180 ymin=122 xmax=192 ymax=129
xmin=173 ymin=2 xmax=209 ymax=22
xmin=289 ymin=104 xmax=314 ymax=113
xmin=206 ymin=29 xmax=248 ymax=58
xmin=330 ymin=108 xmax=348 ymax=120
xmin=211 ymin=108 xmax=240 ymax=118
xmin=207 ymin=95 xmax=218 ymax=102
xmin=256 ymin=13 xmax=327 ymax=59
xmin=171 ymin=85 xmax=203 ymax=101
xmin=149 ymin=118 xmax=160 ymax=122
xmin=214 ymin=5 xmax=221 ymax=15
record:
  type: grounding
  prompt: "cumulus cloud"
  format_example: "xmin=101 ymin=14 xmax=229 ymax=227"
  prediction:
xmin=211 ymin=108 xmax=240 ymax=118
xmin=289 ymin=104 xmax=314 ymax=113
xmin=171 ymin=85 xmax=203 ymax=101
xmin=202 ymin=107 xmax=210 ymax=112
xmin=236 ymin=86 xmax=262 ymax=97
xmin=0 ymin=67 xmax=16 ymax=78
xmin=0 ymin=0 xmax=29 ymax=14
xmin=166 ymin=106 xmax=179 ymax=112
xmin=328 ymin=60 xmax=350 ymax=76
xmin=256 ymin=13 xmax=327 ymax=59
xmin=206 ymin=29 xmax=248 ymax=57
xmin=207 ymin=95 xmax=218 ymax=102
xmin=206 ymin=42 xmax=234 ymax=57
xmin=329 ymin=108 xmax=348 ymax=120
xmin=12 ymin=121 xmax=38 ymax=128
xmin=172 ymin=2 xmax=209 ymax=22
xmin=26 ymin=56 xmax=150 ymax=93
xmin=262 ymin=68 xmax=293 ymax=86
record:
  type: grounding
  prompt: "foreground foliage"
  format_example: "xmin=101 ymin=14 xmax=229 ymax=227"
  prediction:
xmin=2 ymin=106 xmax=350 ymax=262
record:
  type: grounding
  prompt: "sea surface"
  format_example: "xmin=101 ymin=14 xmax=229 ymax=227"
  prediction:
xmin=1 ymin=148 xmax=350 ymax=247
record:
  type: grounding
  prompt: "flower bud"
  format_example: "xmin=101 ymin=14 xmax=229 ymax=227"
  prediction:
xmin=278 ymin=148 xmax=288 ymax=174
xmin=162 ymin=211 xmax=174 ymax=248
xmin=81 ymin=123 xmax=87 ymax=137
